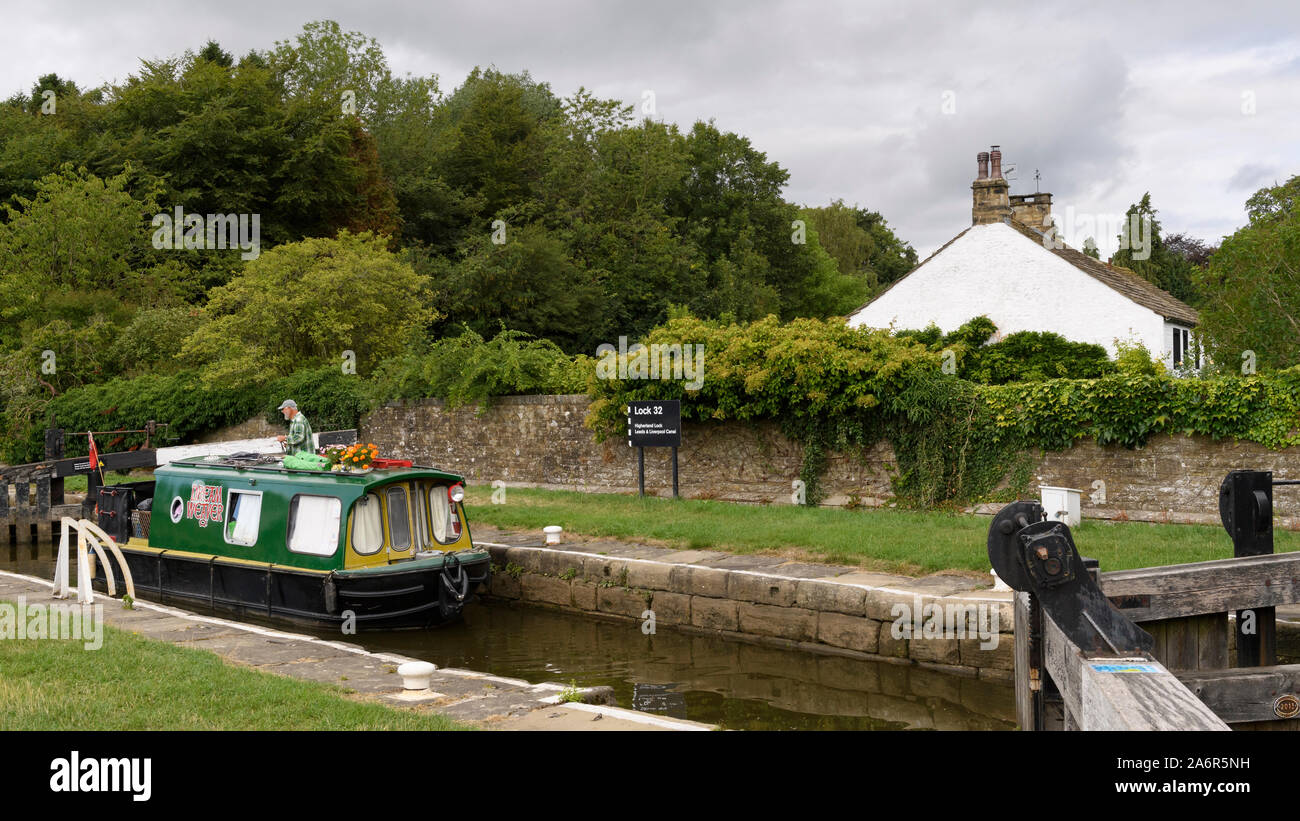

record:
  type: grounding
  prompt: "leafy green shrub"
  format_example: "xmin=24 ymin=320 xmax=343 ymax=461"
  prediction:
xmin=965 ymin=331 xmax=1115 ymax=384
xmin=4 ymin=365 xmax=374 ymax=463
xmin=942 ymin=316 xmax=998 ymax=350
xmin=370 ymin=328 xmax=594 ymax=411
xmin=262 ymin=366 xmax=371 ymax=432
xmin=894 ymin=323 xmax=943 ymax=348
xmin=1114 ymin=339 xmax=1166 ymax=376
xmin=895 ymin=317 xmax=1116 ymax=384
xmin=110 ymin=305 xmax=198 ymax=375
xmin=5 ymin=370 xmax=263 ymax=463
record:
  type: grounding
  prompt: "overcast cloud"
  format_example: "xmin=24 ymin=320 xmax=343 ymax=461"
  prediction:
xmin=2 ymin=0 xmax=1297 ymax=256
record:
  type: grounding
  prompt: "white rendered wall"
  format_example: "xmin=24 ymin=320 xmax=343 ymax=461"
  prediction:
xmin=847 ymin=223 xmax=1166 ymax=357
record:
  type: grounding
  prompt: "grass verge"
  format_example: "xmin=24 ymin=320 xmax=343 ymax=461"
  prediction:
xmin=0 ymin=608 xmax=469 ymax=730
xmin=465 ymin=485 xmax=1300 ymax=576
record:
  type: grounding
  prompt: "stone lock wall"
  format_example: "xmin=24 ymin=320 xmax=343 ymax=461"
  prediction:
xmin=479 ymin=541 xmax=1016 ymax=681
xmin=360 ymin=394 xmax=1300 ymax=526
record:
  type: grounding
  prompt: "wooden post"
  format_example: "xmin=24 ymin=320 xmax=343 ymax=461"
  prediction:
xmin=1013 ymin=591 xmax=1035 ymax=730
xmin=637 ymin=447 xmax=645 ymax=497
xmin=14 ymin=479 xmax=31 ymax=548
xmin=35 ymin=474 xmax=50 ymax=549
xmin=0 ymin=478 xmax=8 ymax=551
xmin=45 ymin=427 xmax=65 ymax=505
xmin=35 ymin=474 xmax=50 ymax=517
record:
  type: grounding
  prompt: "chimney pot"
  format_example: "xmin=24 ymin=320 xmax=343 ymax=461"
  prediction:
xmin=990 ymin=146 xmax=1003 ymax=179
xmin=977 ymin=152 xmax=989 ymax=180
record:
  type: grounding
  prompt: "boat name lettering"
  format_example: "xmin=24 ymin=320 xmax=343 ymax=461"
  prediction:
xmin=186 ymin=482 xmax=224 ymax=527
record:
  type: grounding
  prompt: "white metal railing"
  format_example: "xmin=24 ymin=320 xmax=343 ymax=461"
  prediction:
xmin=53 ymin=517 xmax=136 ymax=604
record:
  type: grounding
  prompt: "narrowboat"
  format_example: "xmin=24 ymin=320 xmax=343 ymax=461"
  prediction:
xmin=91 ymin=454 xmax=491 ymax=628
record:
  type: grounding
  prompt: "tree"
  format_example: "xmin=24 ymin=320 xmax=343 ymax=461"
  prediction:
xmin=197 ymin=41 xmax=234 ymax=68
xmin=100 ymin=47 xmax=381 ymax=251
xmin=1245 ymin=175 xmax=1300 ymax=225
xmin=1193 ymin=176 xmax=1300 ymax=371
xmin=800 ymin=200 xmax=918 ymax=296
xmin=0 ymin=165 xmax=160 ymax=334
xmin=428 ymin=224 xmax=604 ymax=353
xmin=1164 ymin=232 xmax=1215 ymax=268
xmin=800 ymin=201 xmax=876 ymax=283
xmin=855 ymin=208 xmax=917 ymax=286
xmin=178 ymin=231 xmax=433 ymax=386
xmin=1111 ymin=193 xmax=1198 ymax=305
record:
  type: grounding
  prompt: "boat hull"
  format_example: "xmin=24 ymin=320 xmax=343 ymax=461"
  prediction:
xmin=94 ymin=547 xmax=492 ymax=629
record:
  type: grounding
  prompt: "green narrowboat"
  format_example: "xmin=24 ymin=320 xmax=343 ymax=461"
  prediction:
xmin=93 ymin=454 xmax=491 ymax=628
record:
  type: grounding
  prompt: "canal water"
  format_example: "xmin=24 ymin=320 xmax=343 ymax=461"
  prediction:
xmin=3 ymin=540 xmax=1015 ymax=731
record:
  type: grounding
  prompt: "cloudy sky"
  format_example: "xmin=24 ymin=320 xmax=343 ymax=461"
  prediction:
xmin=3 ymin=0 xmax=1297 ymax=256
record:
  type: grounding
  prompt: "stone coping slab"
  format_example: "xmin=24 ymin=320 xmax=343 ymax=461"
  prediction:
xmin=473 ymin=525 xmax=1011 ymax=613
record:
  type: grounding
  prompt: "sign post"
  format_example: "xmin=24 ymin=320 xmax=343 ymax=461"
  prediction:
xmin=627 ymin=400 xmax=682 ymax=498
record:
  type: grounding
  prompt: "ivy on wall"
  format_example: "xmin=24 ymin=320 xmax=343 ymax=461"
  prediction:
xmin=587 ymin=315 xmax=1300 ymax=508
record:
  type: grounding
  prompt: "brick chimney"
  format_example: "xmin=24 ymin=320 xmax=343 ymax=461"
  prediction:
xmin=972 ymin=145 xmax=1011 ymax=225
xmin=1010 ymin=192 xmax=1053 ymax=230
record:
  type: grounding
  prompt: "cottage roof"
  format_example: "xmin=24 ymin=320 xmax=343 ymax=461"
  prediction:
xmin=850 ymin=219 xmax=1199 ymax=327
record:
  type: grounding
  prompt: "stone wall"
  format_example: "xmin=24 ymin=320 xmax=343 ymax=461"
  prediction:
xmin=1032 ymin=437 xmax=1300 ymax=529
xmin=361 ymin=395 xmax=896 ymax=506
xmin=197 ymin=416 xmax=281 ymax=443
xmin=359 ymin=394 xmax=1300 ymax=526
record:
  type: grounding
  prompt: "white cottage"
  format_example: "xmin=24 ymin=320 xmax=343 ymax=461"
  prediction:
xmin=847 ymin=147 xmax=1200 ymax=369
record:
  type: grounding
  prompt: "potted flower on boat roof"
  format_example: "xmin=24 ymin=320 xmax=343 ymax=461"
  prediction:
xmin=321 ymin=442 xmax=379 ymax=472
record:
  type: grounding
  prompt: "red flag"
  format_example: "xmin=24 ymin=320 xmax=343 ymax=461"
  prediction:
xmin=87 ymin=432 xmax=99 ymax=470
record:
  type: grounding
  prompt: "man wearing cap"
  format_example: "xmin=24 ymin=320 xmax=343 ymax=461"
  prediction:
xmin=276 ymin=400 xmax=314 ymax=455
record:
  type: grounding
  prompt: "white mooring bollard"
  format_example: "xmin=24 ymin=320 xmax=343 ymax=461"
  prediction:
xmin=397 ymin=661 xmax=436 ymax=690
xmin=543 ymin=525 xmax=563 ymax=545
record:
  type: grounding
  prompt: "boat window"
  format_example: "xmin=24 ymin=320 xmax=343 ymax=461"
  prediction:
xmin=428 ymin=486 xmax=456 ymax=545
xmin=386 ymin=486 xmax=411 ymax=550
xmin=351 ymin=493 xmax=382 ymax=555
xmin=288 ymin=495 xmax=342 ymax=557
xmin=412 ymin=482 xmax=430 ymax=549
xmin=225 ymin=490 xmax=263 ymax=547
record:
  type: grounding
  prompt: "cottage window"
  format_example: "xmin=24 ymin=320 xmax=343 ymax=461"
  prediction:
xmin=1171 ymin=326 xmax=1200 ymax=369
xmin=288 ymin=495 xmax=342 ymax=557
xmin=351 ymin=493 xmax=382 ymax=555
xmin=224 ymin=490 xmax=262 ymax=547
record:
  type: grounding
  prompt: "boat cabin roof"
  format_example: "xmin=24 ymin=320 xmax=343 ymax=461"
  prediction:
xmin=160 ymin=454 xmax=464 ymax=492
